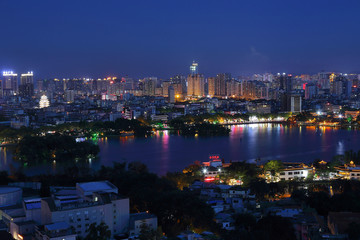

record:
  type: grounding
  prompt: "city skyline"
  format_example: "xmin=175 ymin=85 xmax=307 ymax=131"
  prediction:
xmin=1 ymin=0 xmax=360 ymax=78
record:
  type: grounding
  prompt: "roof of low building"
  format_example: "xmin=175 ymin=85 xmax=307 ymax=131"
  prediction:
xmin=45 ymin=221 xmax=70 ymax=231
xmin=77 ymin=181 xmax=117 ymax=193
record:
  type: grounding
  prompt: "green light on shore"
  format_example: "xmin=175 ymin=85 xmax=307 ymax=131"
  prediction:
xmin=91 ymin=133 xmax=99 ymax=140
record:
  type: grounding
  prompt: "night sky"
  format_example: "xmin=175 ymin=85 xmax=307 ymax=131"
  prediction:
xmin=1 ymin=0 xmax=360 ymax=79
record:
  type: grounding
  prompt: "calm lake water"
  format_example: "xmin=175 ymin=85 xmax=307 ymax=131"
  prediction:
xmin=1 ymin=124 xmax=359 ymax=176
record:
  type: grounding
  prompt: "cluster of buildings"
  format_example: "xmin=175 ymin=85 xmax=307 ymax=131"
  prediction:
xmin=0 ymin=181 xmax=157 ymax=240
xmin=196 ymin=157 xmax=360 ymax=239
xmin=201 ymin=155 xmax=360 ymax=185
xmin=1 ymin=63 xmax=360 ymax=128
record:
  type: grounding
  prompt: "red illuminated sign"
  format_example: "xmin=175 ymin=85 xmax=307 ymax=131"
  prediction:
xmin=204 ymin=177 xmax=215 ymax=182
xmin=209 ymin=155 xmax=220 ymax=160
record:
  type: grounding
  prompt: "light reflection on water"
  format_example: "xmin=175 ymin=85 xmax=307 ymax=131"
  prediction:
xmin=0 ymin=124 xmax=359 ymax=176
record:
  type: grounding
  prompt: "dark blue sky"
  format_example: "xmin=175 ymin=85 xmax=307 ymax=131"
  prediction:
xmin=1 ymin=0 xmax=360 ymax=79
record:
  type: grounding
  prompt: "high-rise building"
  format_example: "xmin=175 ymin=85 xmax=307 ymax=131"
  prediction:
xmin=190 ymin=61 xmax=198 ymax=75
xmin=305 ymin=83 xmax=317 ymax=99
xmin=278 ymin=73 xmax=292 ymax=93
xmin=162 ymin=81 xmax=171 ymax=97
xmin=168 ymin=85 xmax=175 ymax=103
xmin=215 ymin=73 xmax=231 ymax=97
xmin=187 ymin=74 xmax=204 ymax=97
xmin=332 ymin=76 xmax=351 ymax=99
xmin=2 ymin=71 xmax=18 ymax=97
xmin=65 ymin=89 xmax=75 ymax=103
xmin=19 ymin=71 xmax=34 ymax=98
xmin=208 ymin=77 xmax=216 ymax=97
xmin=142 ymin=77 xmax=157 ymax=96
xmin=288 ymin=94 xmax=302 ymax=113
xmin=171 ymin=75 xmax=187 ymax=96
xmin=187 ymin=62 xmax=204 ymax=97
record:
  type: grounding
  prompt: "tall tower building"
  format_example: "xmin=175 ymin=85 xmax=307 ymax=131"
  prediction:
xmin=305 ymin=83 xmax=317 ymax=99
xmin=208 ymin=77 xmax=215 ymax=97
xmin=168 ymin=85 xmax=175 ymax=103
xmin=215 ymin=73 xmax=231 ymax=97
xmin=171 ymin=75 xmax=187 ymax=96
xmin=142 ymin=77 xmax=157 ymax=96
xmin=2 ymin=71 xmax=18 ymax=97
xmin=190 ymin=61 xmax=198 ymax=75
xmin=278 ymin=73 xmax=292 ymax=93
xmin=187 ymin=62 xmax=204 ymax=97
xmin=19 ymin=71 xmax=34 ymax=98
xmin=187 ymin=74 xmax=204 ymax=97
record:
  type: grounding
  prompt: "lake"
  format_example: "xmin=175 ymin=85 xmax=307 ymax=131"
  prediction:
xmin=0 ymin=124 xmax=359 ymax=176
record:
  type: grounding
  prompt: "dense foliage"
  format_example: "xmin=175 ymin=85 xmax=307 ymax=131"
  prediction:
xmin=15 ymin=134 xmax=99 ymax=164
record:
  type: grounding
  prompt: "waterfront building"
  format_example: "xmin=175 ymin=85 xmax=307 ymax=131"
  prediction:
xmin=247 ymin=102 xmax=271 ymax=114
xmin=288 ymin=94 xmax=302 ymax=113
xmin=305 ymin=83 xmax=317 ymax=99
xmin=278 ymin=163 xmax=313 ymax=181
xmin=334 ymin=162 xmax=360 ymax=180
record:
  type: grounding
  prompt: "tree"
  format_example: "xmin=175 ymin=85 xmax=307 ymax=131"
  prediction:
xmin=84 ymin=222 xmax=111 ymax=240
xmin=264 ymin=160 xmax=284 ymax=181
xmin=346 ymin=222 xmax=360 ymax=240
xmin=254 ymin=215 xmax=296 ymax=240
xmin=139 ymin=224 xmax=163 ymax=240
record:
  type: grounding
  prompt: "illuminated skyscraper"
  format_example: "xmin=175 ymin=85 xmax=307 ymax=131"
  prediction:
xmin=19 ymin=71 xmax=34 ymax=98
xmin=187 ymin=62 xmax=204 ymax=97
xmin=208 ymin=77 xmax=215 ymax=97
xmin=2 ymin=71 xmax=18 ymax=97
xmin=190 ymin=61 xmax=198 ymax=75
xmin=277 ymin=73 xmax=292 ymax=93
xmin=215 ymin=73 xmax=231 ymax=97
xmin=187 ymin=74 xmax=204 ymax=97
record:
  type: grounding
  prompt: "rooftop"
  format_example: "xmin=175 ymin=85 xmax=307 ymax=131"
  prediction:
xmin=0 ymin=187 xmax=21 ymax=194
xmin=45 ymin=221 xmax=70 ymax=231
xmin=77 ymin=181 xmax=117 ymax=193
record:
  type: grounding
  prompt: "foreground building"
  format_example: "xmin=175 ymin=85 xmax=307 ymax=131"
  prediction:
xmin=41 ymin=181 xmax=130 ymax=238
xmin=0 ymin=181 xmax=157 ymax=240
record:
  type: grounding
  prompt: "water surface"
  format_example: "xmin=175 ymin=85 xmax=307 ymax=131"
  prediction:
xmin=0 ymin=124 xmax=359 ymax=176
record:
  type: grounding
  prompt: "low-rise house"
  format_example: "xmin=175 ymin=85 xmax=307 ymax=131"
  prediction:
xmin=278 ymin=163 xmax=313 ymax=181
xmin=215 ymin=213 xmax=235 ymax=231
xmin=334 ymin=162 xmax=360 ymax=180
